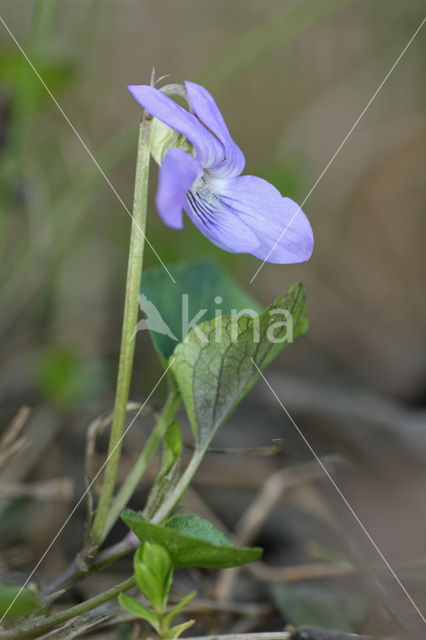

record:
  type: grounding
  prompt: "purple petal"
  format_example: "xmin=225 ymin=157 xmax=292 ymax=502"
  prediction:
xmin=128 ymin=85 xmax=223 ymax=169
xmin=185 ymin=81 xmax=245 ymax=178
xmin=184 ymin=182 xmax=259 ymax=253
xmin=218 ymin=176 xmax=314 ymax=263
xmin=156 ymin=149 xmax=203 ymax=229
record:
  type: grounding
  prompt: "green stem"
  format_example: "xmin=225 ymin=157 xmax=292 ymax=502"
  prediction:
xmin=151 ymin=447 xmax=205 ymax=524
xmin=104 ymin=390 xmax=181 ymax=537
xmin=0 ymin=578 xmax=135 ymax=640
xmin=90 ymin=116 xmax=151 ymax=547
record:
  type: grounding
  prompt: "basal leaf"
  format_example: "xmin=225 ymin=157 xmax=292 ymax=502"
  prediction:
xmin=122 ymin=510 xmax=262 ymax=569
xmin=170 ymin=283 xmax=308 ymax=448
xmin=140 ymin=259 xmax=261 ymax=359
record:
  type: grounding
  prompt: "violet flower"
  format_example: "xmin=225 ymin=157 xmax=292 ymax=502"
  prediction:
xmin=128 ymin=81 xmax=313 ymax=264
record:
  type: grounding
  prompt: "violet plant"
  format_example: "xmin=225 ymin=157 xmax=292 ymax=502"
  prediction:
xmin=0 ymin=77 xmax=312 ymax=639
xmin=128 ymin=81 xmax=313 ymax=264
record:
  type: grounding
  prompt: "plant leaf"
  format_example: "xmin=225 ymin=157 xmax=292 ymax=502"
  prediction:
xmin=271 ymin=583 xmax=367 ymax=633
xmin=140 ymin=259 xmax=261 ymax=359
xmin=167 ymin=618 xmax=195 ymax=639
xmin=134 ymin=543 xmax=173 ymax=613
xmin=170 ymin=283 xmax=308 ymax=448
xmin=166 ymin=514 xmax=232 ymax=547
xmin=164 ymin=590 xmax=196 ymax=627
xmin=118 ymin=593 xmax=158 ymax=628
xmin=0 ymin=582 xmax=43 ymax=619
xmin=122 ymin=510 xmax=262 ymax=569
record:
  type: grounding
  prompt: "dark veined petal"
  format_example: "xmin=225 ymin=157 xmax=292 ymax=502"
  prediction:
xmin=128 ymin=85 xmax=224 ymax=169
xmin=185 ymin=81 xmax=245 ymax=178
xmin=218 ymin=176 xmax=314 ymax=263
xmin=156 ymin=149 xmax=203 ymax=229
xmin=184 ymin=181 xmax=259 ymax=253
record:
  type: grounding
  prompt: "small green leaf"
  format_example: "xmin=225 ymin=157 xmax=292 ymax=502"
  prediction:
xmin=134 ymin=563 xmax=161 ymax=611
xmin=167 ymin=618 xmax=195 ymax=639
xmin=170 ymin=283 xmax=308 ymax=448
xmin=164 ymin=590 xmax=196 ymax=627
xmin=166 ymin=514 xmax=232 ymax=547
xmin=140 ymin=259 xmax=261 ymax=359
xmin=0 ymin=582 xmax=43 ymax=619
xmin=134 ymin=543 xmax=173 ymax=613
xmin=122 ymin=510 xmax=262 ymax=569
xmin=118 ymin=593 xmax=158 ymax=628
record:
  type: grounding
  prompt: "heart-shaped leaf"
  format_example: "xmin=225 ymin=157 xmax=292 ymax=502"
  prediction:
xmin=122 ymin=510 xmax=262 ymax=569
xmin=170 ymin=283 xmax=308 ymax=448
xmin=140 ymin=259 xmax=261 ymax=359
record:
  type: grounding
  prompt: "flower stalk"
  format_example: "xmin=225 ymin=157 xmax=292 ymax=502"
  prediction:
xmin=103 ymin=389 xmax=181 ymax=538
xmin=90 ymin=113 xmax=151 ymax=548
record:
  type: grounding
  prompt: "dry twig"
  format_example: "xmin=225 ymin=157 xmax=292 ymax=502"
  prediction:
xmin=0 ymin=478 xmax=73 ymax=501
xmin=0 ymin=407 xmax=31 ymax=451
xmin=0 ymin=407 xmax=32 ymax=470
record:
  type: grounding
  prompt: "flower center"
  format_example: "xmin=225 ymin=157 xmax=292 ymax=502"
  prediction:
xmin=187 ymin=176 xmax=222 ymax=228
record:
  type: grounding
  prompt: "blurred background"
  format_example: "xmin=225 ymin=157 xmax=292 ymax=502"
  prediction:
xmin=0 ymin=1 xmax=425 ymax=638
